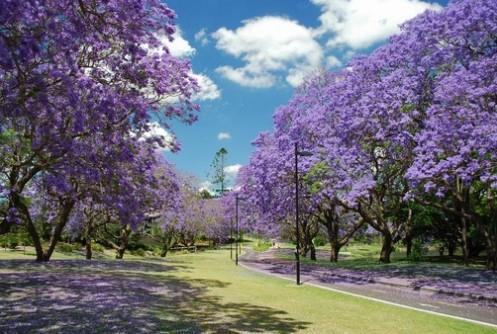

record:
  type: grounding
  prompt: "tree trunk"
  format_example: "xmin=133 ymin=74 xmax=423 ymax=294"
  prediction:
xmin=160 ymin=246 xmax=168 ymax=258
xmin=84 ymin=216 xmax=94 ymax=260
xmin=326 ymin=223 xmax=340 ymax=262
xmin=310 ymin=242 xmax=316 ymax=261
xmin=379 ymin=232 xmax=393 ymax=263
xmin=300 ymin=235 xmax=309 ymax=257
xmin=438 ymin=245 xmax=445 ymax=256
xmin=116 ymin=247 xmax=125 ymax=259
xmin=329 ymin=244 xmax=340 ymax=262
xmin=405 ymin=207 xmax=413 ymax=258
xmin=12 ymin=193 xmax=44 ymax=260
xmin=0 ymin=219 xmax=12 ymax=235
xmin=405 ymin=236 xmax=413 ymax=258
xmin=448 ymin=241 xmax=456 ymax=257
xmin=461 ymin=217 xmax=469 ymax=266
xmin=300 ymin=246 xmax=308 ymax=257
xmin=85 ymin=239 xmax=92 ymax=260
xmin=488 ymin=249 xmax=497 ymax=272
xmin=41 ymin=201 xmax=75 ymax=261
xmin=494 ymin=225 xmax=497 ymax=272
xmin=115 ymin=225 xmax=131 ymax=259
xmin=484 ymin=224 xmax=497 ymax=272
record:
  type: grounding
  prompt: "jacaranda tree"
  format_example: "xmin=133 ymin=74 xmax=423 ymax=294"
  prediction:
xmin=236 ymin=0 xmax=497 ymax=267
xmin=0 ymin=0 xmax=199 ymax=261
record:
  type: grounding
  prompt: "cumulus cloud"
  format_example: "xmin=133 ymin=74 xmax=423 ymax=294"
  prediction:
xmin=217 ymin=132 xmax=231 ymax=140
xmin=161 ymin=28 xmax=196 ymax=58
xmin=212 ymin=16 xmax=323 ymax=88
xmin=147 ymin=29 xmax=220 ymax=101
xmin=216 ymin=66 xmax=276 ymax=88
xmin=326 ymin=55 xmax=342 ymax=68
xmin=192 ymin=73 xmax=221 ymax=100
xmin=224 ymin=164 xmax=242 ymax=177
xmin=312 ymin=0 xmax=441 ymax=49
xmin=138 ymin=122 xmax=176 ymax=151
xmin=198 ymin=180 xmax=215 ymax=194
xmin=194 ymin=28 xmax=210 ymax=46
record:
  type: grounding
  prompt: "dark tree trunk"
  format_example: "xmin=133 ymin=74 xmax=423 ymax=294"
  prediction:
xmin=329 ymin=244 xmax=340 ymax=262
xmin=326 ymin=223 xmax=340 ymax=262
xmin=160 ymin=247 xmax=168 ymax=258
xmin=116 ymin=247 xmax=125 ymax=259
xmin=0 ymin=219 xmax=12 ymax=235
xmin=488 ymin=249 xmax=497 ymax=272
xmin=84 ymin=219 xmax=93 ymax=260
xmin=405 ymin=208 xmax=413 ymax=258
xmin=379 ymin=232 xmax=393 ymax=263
xmin=41 ymin=201 xmax=75 ymax=261
xmin=484 ymin=223 xmax=497 ymax=272
xmin=85 ymin=239 xmax=92 ymax=260
xmin=456 ymin=183 xmax=471 ymax=266
xmin=310 ymin=243 xmax=316 ymax=261
xmin=12 ymin=193 xmax=44 ymax=261
xmin=300 ymin=245 xmax=308 ymax=257
xmin=405 ymin=236 xmax=413 ymax=258
xmin=448 ymin=242 xmax=456 ymax=257
xmin=115 ymin=225 xmax=131 ymax=259
xmin=461 ymin=217 xmax=469 ymax=266
xmin=494 ymin=227 xmax=497 ymax=272
xmin=438 ymin=245 xmax=445 ymax=256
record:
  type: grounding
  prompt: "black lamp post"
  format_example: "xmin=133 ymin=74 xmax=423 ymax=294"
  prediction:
xmin=294 ymin=142 xmax=313 ymax=285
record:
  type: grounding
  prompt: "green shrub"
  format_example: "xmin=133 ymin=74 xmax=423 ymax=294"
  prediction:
xmin=0 ymin=235 xmax=20 ymax=250
xmin=0 ymin=235 xmax=9 ymax=249
xmin=153 ymin=247 xmax=164 ymax=256
xmin=8 ymin=239 xmax=18 ymax=249
xmin=56 ymin=242 xmax=76 ymax=253
xmin=313 ymin=236 xmax=327 ymax=247
xmin=409 ymin=239 xmax=425 ymax=262
xmin=253 ymin=239 xmax=272 ymax=252
xmin=91 ymin=242 xmax=105 ymax=253
xmin=131 ymin=248 xmax=146 ymax=256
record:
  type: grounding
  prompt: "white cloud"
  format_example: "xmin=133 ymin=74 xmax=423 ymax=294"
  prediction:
xmin=326 ymin=55 xmax=342 ymax=68
xmin=165 ymin=32 xmax=220 ymax=101
xmin=192 ymin=73 xmax=221 ymax=100
xmin=198 ymin=180 xmax=215 ymax=194
xmin=224 ymin=164 xmax=242 ymax=176
xmin=216 ymin=66 xmax=275 ymax=88
xmin=146 ymin=29 xmax=220 ymax=101
xmin=212 ymin=16 xmax=323 ymax=88
xmin=194 ymin=28 xmax=210 ymax=46
xmin=162 ymin=28 xmax=196 ymax=58
xmin=312 ymin=0 xmax=441 ymax=49
xmin=145 ymin=28 xmax=196 ymax=58
xmin=138 ymin=122 xmax=175 ymax=151
xmin=217 ymin=132 xmax=231 ymax=140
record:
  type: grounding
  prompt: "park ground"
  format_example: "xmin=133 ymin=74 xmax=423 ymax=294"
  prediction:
xmin=1 ymin=246 xmax=497 ymax=333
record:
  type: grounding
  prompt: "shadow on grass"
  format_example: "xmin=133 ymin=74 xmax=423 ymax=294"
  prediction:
xmin=245 ymin=248 xmax=497 ymax=305
xmin=0 ymin=259 xmax=310 ymax=333
xmin=274 ymin=248 xmax=497 ymax=282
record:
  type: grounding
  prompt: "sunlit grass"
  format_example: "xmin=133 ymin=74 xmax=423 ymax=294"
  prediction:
xmin=1 ymin=248 xmax=495 ymax=333
xmin=160 ymin=250 xmax=496 ymax=333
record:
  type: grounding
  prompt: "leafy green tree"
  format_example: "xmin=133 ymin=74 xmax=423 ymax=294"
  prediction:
xmin=210 ymin=148 xmax=228 ymax=196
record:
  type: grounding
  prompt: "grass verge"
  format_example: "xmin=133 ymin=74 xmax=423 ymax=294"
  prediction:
xmin=1 ymin=248 xmax=495 ymax=333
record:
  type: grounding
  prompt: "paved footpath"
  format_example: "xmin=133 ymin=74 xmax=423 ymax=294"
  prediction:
xmin=240 ymin=248 xmax=497 ymax=327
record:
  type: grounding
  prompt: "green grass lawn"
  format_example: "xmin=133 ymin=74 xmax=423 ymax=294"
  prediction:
xmin=1 ymin=247 xmax=495 ymax=333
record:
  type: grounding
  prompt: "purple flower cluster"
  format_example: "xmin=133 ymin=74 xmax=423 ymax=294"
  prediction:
xmin=232 ymin=0 xmax=497 ymax=265
xmin=0 ymin=1 xmax=198 ymax=260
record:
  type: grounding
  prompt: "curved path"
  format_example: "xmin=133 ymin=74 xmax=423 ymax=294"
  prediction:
xmin=240 ymin=248 xmax=497 ymax=328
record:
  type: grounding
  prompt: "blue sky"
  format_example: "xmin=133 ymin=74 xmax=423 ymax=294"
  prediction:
xmin=160 ymin=0 xmax=449 ymax=190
